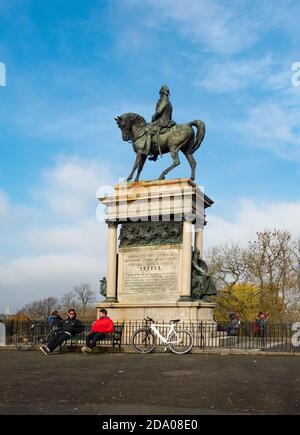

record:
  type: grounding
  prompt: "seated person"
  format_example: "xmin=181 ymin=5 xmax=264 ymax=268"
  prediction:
xmin=47 ymin=310 xmax=63 ymax=328
xmin=81 ymin=309 xmax=114 ymax=353
xmin=40 ymin=309 xmax=83 ymax=355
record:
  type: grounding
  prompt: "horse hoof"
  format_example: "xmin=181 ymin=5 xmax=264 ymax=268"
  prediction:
xmin=159 ymin=175 xmax=165 ymax=180
xmin=127 ymin=177 xmax=132 ymax=182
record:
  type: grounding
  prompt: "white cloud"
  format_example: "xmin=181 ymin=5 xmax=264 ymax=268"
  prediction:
xmin=37 ymin=157 xmax=118 ymax=219
xmin=122 ymin=0 xmax=300 ymax=102
xmin=265 ymin=68 xmax=292 ymax=92
xmin=0 ymin=192 xmax=9 ymax=218
xmin=125 ymin=0 xmax=265 ymax=55
xmin=1 ymin=65 xmax=131 ymax=146
xmin=125 ymin=0 xmax=300 ymax=56
xmin=196 ymin=56 xmax=274 ymax=93
xmin=206 ymin=198 xmax=300 ymax=249
xmin=7 ymin=100 xmax=120 ymax=144
xmin=235 ymin=102 xmax=300 ymax=161
xmin=25 ymin=219 xmax=107 ymax=256
xmin=0 ymin=254 xmax=102 ymax=311
xmin=0 ymin=157 xmax=118 ymax=313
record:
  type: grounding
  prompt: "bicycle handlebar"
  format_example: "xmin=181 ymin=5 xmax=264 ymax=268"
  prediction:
xmin=26 ymin=316 xmax=36 ymax=325
xmin=144 ymin=316 xmax=154 ymax=323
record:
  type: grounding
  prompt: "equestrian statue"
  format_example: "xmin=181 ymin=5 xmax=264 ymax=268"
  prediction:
xmin=115 ymin=85 xmax=205 ymax=182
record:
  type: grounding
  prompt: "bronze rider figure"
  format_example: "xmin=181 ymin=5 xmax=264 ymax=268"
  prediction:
xmin=146 ymin=85 xmax=176 ymax=161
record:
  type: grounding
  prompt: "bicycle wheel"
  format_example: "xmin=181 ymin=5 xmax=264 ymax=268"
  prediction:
xmin=15 ymin=330 xmax=36 ymax=351
xmin=168 ymin=329 xmax=194 ymax=354
xmin=131 ymin=328 xmax=156 ymax=354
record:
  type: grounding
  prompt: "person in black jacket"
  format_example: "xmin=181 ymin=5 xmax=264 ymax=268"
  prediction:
xmin=40 ymin=309 xmax=83 ymax=355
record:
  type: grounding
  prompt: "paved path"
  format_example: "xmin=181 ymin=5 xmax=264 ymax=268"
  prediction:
xmin=0 ymin=350 xmax=299 ymax=415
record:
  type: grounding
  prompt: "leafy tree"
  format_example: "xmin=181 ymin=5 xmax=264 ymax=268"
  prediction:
xmin=207 ymin=230 xmax=299 ymax=322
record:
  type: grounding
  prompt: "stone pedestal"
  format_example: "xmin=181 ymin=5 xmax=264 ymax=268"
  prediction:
xmin=97 ymin=178 xmax=215 ymax=322
xmin=106 ymin=222 xmax=118 ymax=302
xmin=98 ymin=301 xmax=215 ymax=323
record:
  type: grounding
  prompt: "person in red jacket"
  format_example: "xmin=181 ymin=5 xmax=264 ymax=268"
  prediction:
xmin=81 ymin=309 xmax=114 ymax=353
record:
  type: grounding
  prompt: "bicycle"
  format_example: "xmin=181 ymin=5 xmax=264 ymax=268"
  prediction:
xmin=131 ymin=317 xmax=194 ymax=355
xmin=14 ymin=317 xmax=58 ymax=351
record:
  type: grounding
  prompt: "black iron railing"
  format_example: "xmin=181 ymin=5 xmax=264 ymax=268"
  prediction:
xmin=3 ymin=320 xmax=300 ymax=353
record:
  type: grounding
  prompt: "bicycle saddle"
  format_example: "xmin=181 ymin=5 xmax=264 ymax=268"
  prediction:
xmin=170 ymin=319 xmax=180 ymax=324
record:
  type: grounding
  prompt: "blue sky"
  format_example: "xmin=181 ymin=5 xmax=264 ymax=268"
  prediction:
xmin=1 ymin=0 xmax=300 ymax=312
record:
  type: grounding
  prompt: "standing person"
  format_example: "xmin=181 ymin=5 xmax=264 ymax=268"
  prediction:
xmin=40 ymin=309 xmax=83 ymax=355
xmin=254 ymin=312 xmax=268 ymax=350
xmin=255 ymin=312 xmax=267 ymax=336
xmin=81 ymin=309 xmax=114 ymax=354
xmin=227 ymin=312 xmax=241 ymax=336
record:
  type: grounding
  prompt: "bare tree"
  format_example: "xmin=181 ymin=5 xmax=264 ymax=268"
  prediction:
xmin=245 ymin=229 xmax=293 ymax=315
xmin=44 ymin=297 xmax=60 ymax=316
xmin=206 ymin=242 xmax=252 ymax=317
xmin=74 ymin=283 xmax=95 ymax=312
xmin=61 ymin=291 xmax=76 ymax=312
xmin=288 ymin=238 xmax=300 ymax=308
xmin=206 ymin=242 xmax=247 ymax=292
xmin=18 ymin=297 xmax=60 ymax=320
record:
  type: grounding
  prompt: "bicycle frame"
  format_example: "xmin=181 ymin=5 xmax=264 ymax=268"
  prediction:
xmin=150 ymin=323 xmax=181 ymax=345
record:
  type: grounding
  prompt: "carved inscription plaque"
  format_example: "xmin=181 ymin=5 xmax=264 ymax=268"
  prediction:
xmin=123 ymin=248 xmax=180 ymax=295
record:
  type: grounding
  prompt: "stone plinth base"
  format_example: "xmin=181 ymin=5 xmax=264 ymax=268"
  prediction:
xmin=95 ymin=301 xmax=216 ymax=323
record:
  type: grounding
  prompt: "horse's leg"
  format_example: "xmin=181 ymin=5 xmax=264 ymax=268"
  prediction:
xmin=159 ymin=150 xmax=180 ymax=180
xmin=127 ymin=153 xmax=142 ymax=181
xmin=183 ymin=151 xmax=197 ymax=181
xmin=135 ymin=155 xmax=146 ymax=182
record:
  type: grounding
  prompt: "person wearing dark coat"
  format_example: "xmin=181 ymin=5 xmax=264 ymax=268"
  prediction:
xmin=40 ymin=309 xmax=83 ymax=355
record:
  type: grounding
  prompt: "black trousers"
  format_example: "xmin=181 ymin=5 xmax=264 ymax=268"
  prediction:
xmin=86 ymin=332 xmax=107 ymax=349
xmin=48 ymin=332 xmax=71 ymax=352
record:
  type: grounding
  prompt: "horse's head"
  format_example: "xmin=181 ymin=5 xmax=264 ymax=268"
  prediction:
xmin=115 ymin=113 xmax=146 ymax=142
xmin=115 ymin=114 xmax=132 ymax=142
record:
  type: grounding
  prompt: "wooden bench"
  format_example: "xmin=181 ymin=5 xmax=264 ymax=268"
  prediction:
xmin=64 ymin=323 xmax=125 ymax=353
xmin=97 ymin=324 xmax=124 ymax=352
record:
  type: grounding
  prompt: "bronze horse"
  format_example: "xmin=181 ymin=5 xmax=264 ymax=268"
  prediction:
xmin=115 ymin=113 xmax=205 ymax=182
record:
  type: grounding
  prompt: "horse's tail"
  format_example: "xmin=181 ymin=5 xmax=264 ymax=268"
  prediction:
xmin=188 ymin=120 xmax=206 ymax=154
